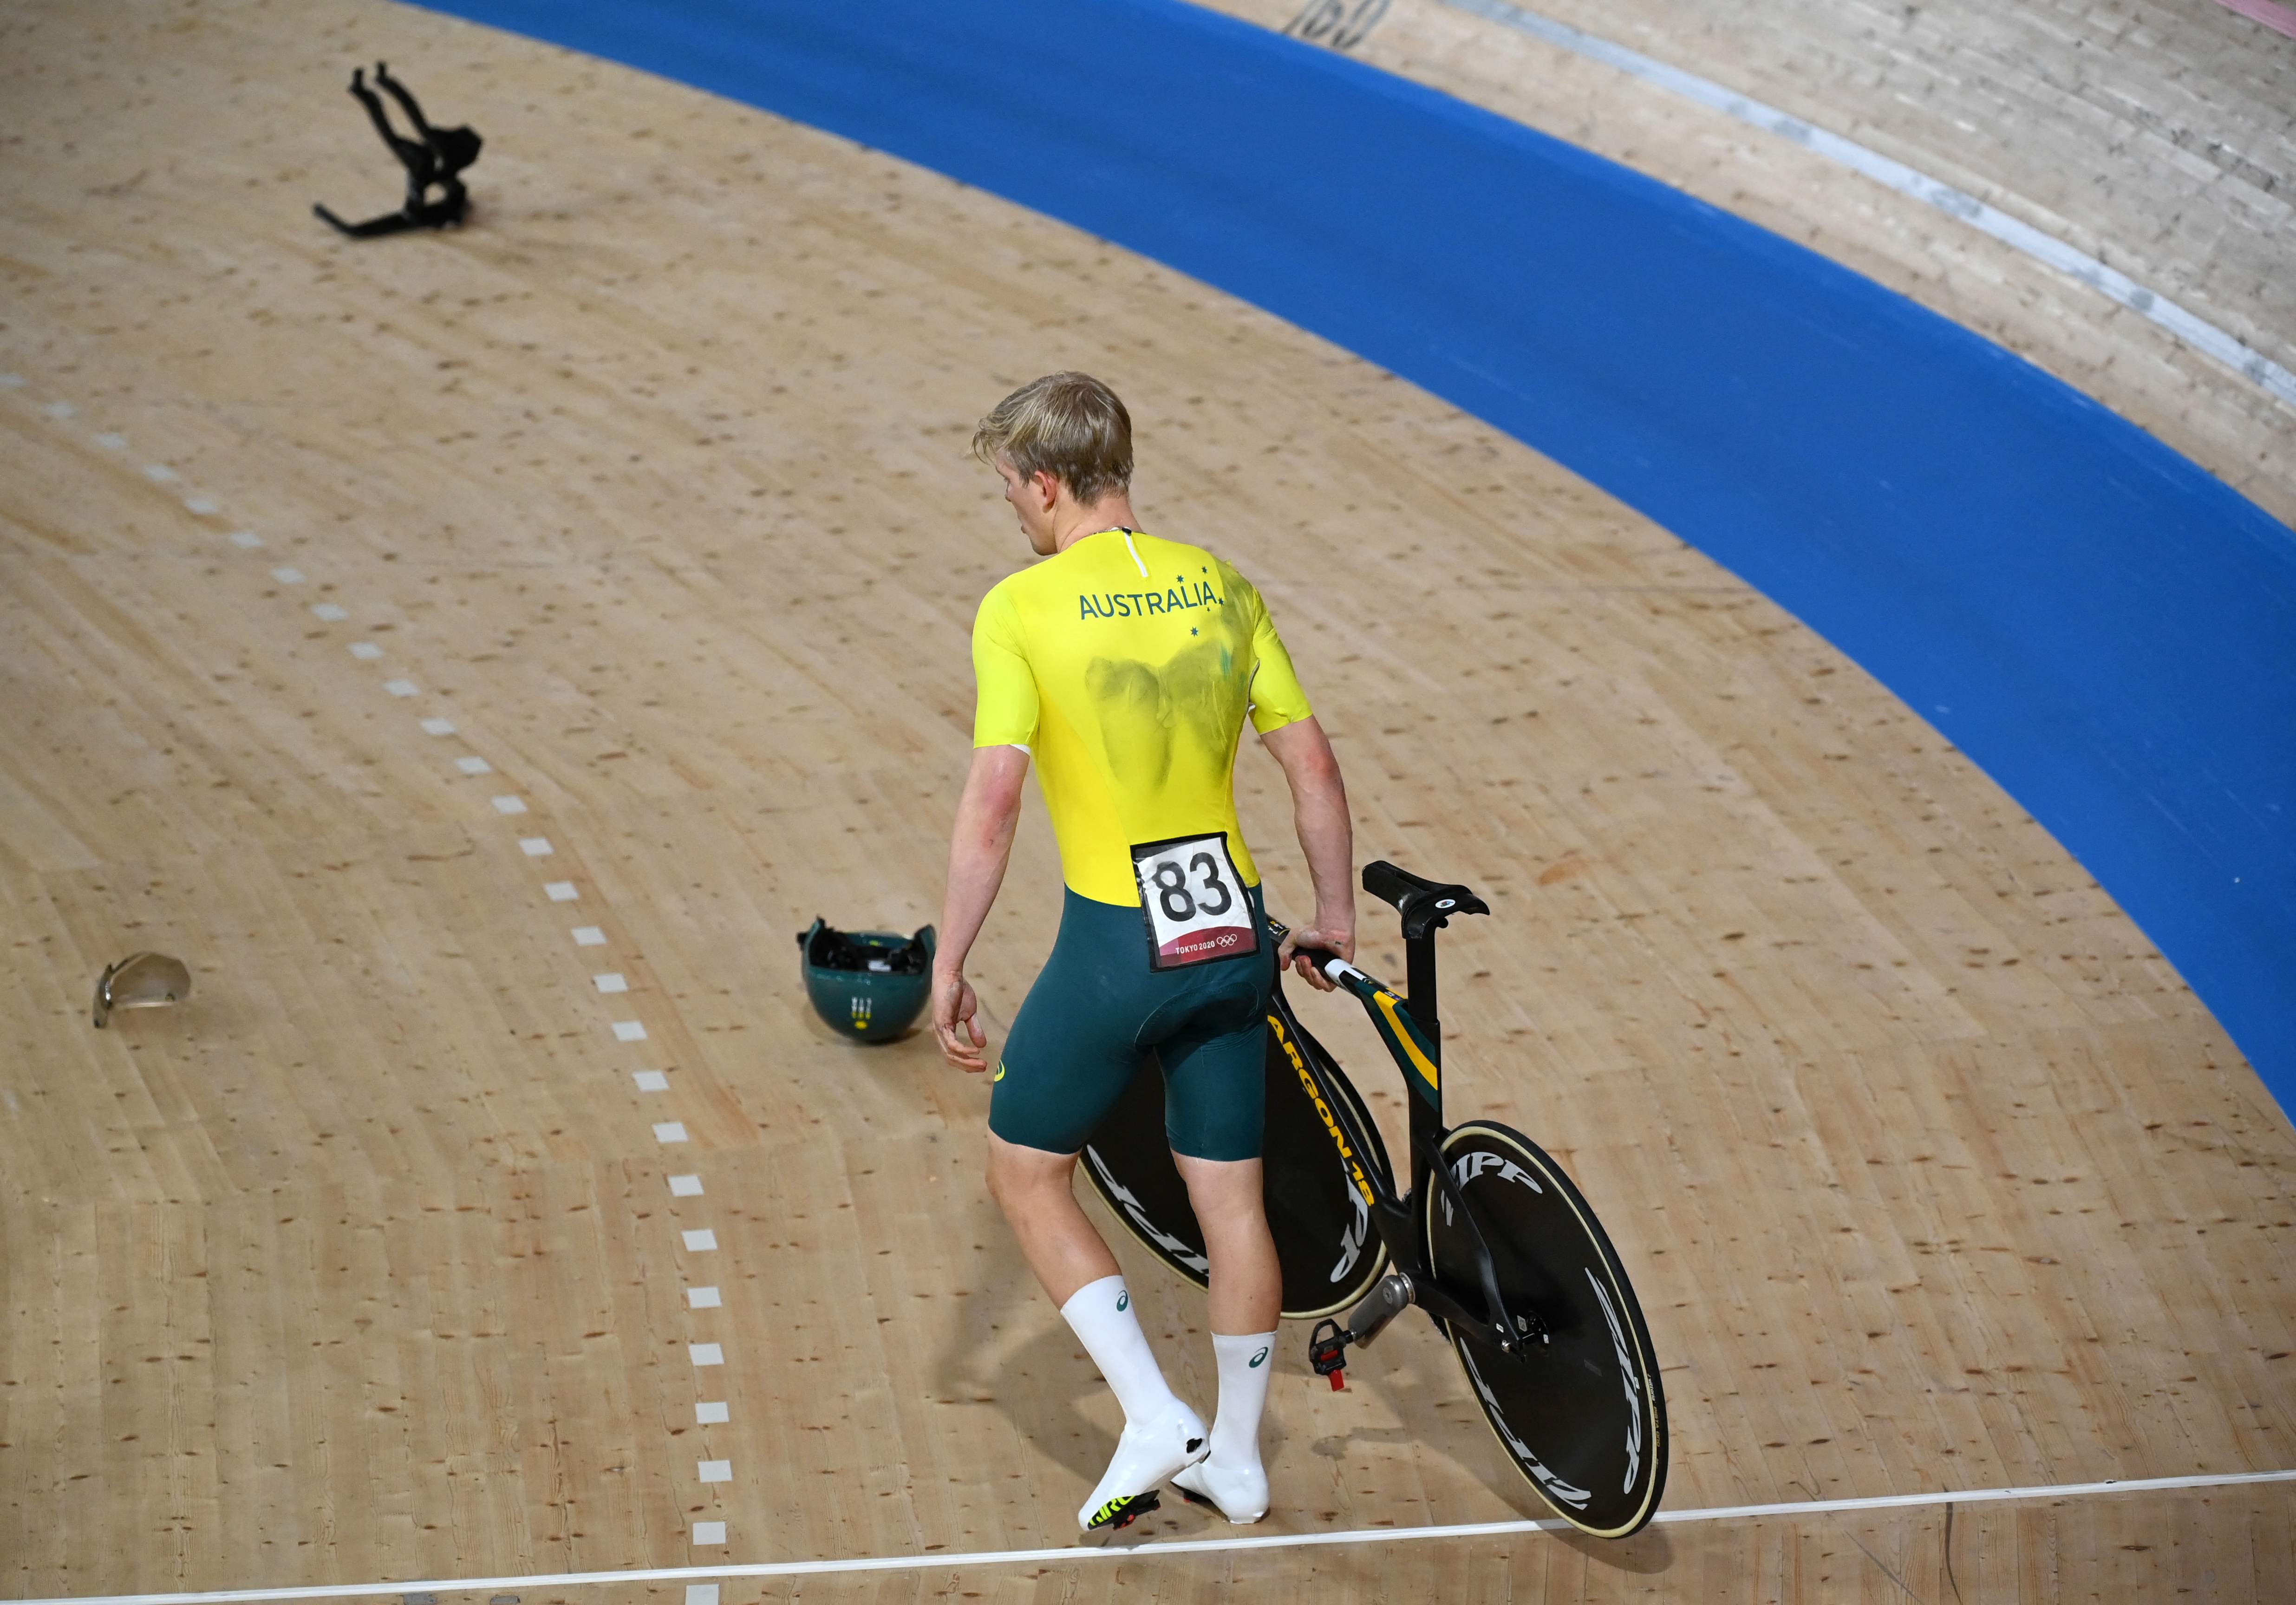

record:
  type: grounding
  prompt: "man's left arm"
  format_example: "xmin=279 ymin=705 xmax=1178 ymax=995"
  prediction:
xmin=932 ymin=744 xmax=1031 ymax=1071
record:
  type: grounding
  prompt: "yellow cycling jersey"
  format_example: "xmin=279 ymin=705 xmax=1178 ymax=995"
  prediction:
xmin=971 ymin=527 xmax=1314 ymax=906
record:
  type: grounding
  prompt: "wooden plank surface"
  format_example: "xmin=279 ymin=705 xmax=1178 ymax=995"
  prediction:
xmin=0 ymin=0 xmax=2289 ymax=1598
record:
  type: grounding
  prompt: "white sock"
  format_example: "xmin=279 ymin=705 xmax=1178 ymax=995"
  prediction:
xmin=1207 ymin=1330 xmax=1278 ymax=1469
xmin=1060 ymin=1275 xmax=1179 ymax=1425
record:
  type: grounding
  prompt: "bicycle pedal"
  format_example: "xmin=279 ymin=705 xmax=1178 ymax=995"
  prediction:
xmin=1087 ymin=1489 xmax=1161 ymax=1532
xmin=1308 ymin=1317 xmax=1353 ymax=1389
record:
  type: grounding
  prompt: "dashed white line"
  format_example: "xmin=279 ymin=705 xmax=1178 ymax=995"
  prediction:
xmin=695 ymin=1401 xmax=730 ymax=1424
xmin=16 ymin=367 xmax=743 ymax=1567
xmin=14 ymin=367 xmax=748 ymax=1568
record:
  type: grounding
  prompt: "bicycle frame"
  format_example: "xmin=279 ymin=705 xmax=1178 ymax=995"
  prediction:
xmin=1277 ymin=863 xmax=1540 ymax=1361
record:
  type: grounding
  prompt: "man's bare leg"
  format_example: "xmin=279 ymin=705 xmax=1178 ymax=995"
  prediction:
xmin=985 ymin=1133 xmax=1118 ymax=1302
xmin=986 ymin=1133 xmax=1204 ymax=1529
xmin=1170 ymin=1153 xmax=1281 ymax=1523
xmin=1173 ymin=1155 xmax=1281 ymax=1332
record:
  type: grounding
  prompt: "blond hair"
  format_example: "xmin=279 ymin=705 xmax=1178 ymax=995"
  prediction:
xmin=971 ymin=372 xmax=1133 ymax=504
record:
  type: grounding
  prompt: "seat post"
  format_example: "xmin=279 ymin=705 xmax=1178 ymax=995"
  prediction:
xmin=1405 ymin=929 xmax=1440 ymax=1070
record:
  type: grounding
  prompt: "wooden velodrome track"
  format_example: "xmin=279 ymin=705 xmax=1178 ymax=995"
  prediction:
xmin=3 ymin=0 xmax=2291 ymax=1599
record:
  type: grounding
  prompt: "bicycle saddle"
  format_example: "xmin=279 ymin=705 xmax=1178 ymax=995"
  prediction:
xmin=1361 ymin=861 xmax=1489 ymax=940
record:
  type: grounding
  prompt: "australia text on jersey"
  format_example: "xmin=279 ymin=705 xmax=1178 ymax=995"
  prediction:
xmin=1078 ymin=574 xmax=1226 ymax=620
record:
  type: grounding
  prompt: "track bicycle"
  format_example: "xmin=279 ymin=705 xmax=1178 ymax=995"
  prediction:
xmin=1082 ymin=861 xmax=1668 ymax=1537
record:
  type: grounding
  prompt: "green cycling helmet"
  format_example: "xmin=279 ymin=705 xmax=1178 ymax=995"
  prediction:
xmin=798 ymin=918 xmax=935 ymax=1043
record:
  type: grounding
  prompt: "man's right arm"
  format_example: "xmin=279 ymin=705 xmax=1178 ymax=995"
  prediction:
xmin=933 ymin=743 xmax=1031 ymax=1070
xmin=1259 ymin=715 xmax=1354 ymax=990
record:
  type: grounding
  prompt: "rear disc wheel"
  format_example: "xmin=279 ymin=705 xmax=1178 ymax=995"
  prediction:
xmin=1423 ymin=1120 xmax=1666 ymax=1537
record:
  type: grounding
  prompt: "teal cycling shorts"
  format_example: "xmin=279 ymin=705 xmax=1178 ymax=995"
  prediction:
xmin=990 ymin=884 xmax=1274 ymax=1161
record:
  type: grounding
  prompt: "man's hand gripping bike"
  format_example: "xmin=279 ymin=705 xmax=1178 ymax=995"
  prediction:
xmin=1081 ymin=861 xmax=1668 ymax=1538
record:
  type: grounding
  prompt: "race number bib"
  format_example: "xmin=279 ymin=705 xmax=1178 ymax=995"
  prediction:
xmin=1131 ymin=833 xmax=1260 ymax=972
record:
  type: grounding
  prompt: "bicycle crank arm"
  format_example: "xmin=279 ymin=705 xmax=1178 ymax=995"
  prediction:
xmin=1304 ymin=1269 xmax=1415 ymax=1390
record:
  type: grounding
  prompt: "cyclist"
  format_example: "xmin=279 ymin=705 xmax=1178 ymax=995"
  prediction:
xmin=932 ymin=372 xmax=1356 ymax=1532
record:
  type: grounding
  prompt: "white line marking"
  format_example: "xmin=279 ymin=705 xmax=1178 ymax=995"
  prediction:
xmin=233 ymin=531 xmax=267 ymax=550
xmin=682 ymin=1230 xmax=718 ymax=1253
xmin=42 ymin=399 xmax=76 ymax=418
xmin=698 ymin=1459 xmax=731 ymax=1482
xmin=185 ymin=495 xmax=220 ymax=515
xmin=692 ymin=1522 xmax=727 ymax=1546
xmin=572 ymin=925 xmax=606 ymax=946
xmin=26 ymin=1467 xmax=2295 ymax=1603
xmin=594 ymin=972 xmax=628 ymax=992
xmin=612 ymin=1019 xmax=646 ymax=1042
xmin=687 ymin=1340 xmax=723 ymax=1364
xmin=653 ymin=1121 xmax=689 ymax=1144
xmin=688 ymin=1286 xmax=722 ymax=1309
xmin=685 ymin=1589 xmax=718 ymax=1605
xmin=384 ymin=679 xmax=418 ymax=697
xmin=0 ymin=372 xmax=25 ymax=388
xmin=142 ymin=462 xmax=177 ymax=481
xmin=668 ymin=1172 xmax=702 ymax=1194
xmin=491 ymin=795 xmax=528 ymax=815
xmin=1436 ymin=0 xmax=2296 ymax=410
xmin=422 ymin=717 xmax=458 ymax=736
xmin=543 ymin=879 xmax=578 ymax=900
xmin=634 ymin=1070 xmax=671 ymax=1093
xmin=696 ymin=1401 xmax=729 ymax=1424
xmin=271 ymin=566 xmax=306 ymax=585
xmin=93 ymin=431 xmax=127 ymax=449
xmin=520 ymin=837 xmax=554 ymax=857
xmin=348 ymin=642 xmax=383 ymax=660
xmin=457 ymin=756 xmax=494 ymax=775
xmin=314 ymin=604 xmax=353 ymax=624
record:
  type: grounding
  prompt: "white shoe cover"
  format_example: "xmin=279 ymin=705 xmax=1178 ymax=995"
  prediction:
xmin=1078 ymin=1400 xmax=1208 ymax=1532
xmin=1171 ymin=1456 xmax=1269 ymax=1525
